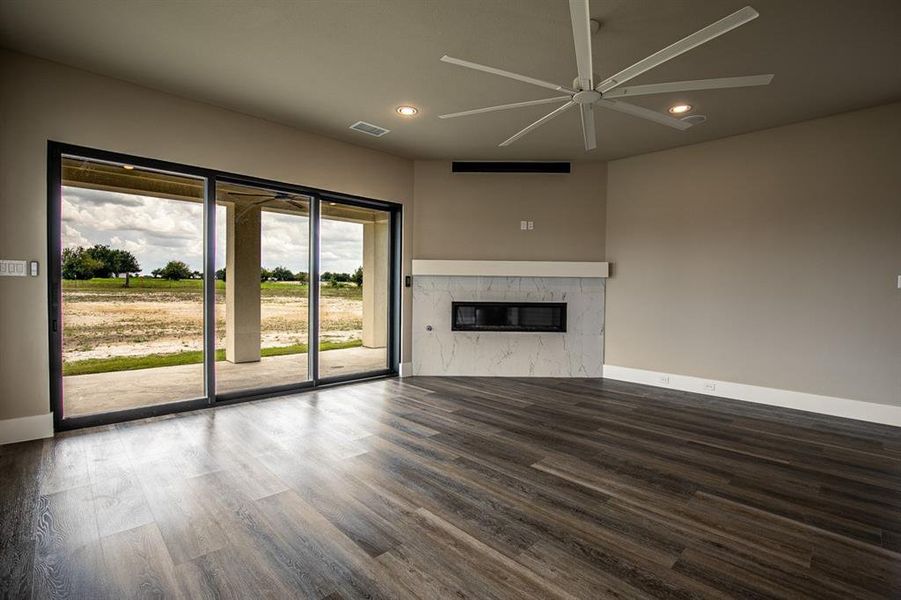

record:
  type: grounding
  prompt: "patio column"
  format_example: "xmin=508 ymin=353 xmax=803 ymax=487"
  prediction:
xmin=225 ymin=203 xmax=262 ymax=363
xmin=362 ymin=219 xmax=388 ymax=348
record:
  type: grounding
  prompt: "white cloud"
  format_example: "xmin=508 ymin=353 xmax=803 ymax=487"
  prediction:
xmin=63 ymin=187 xmax=365 ymax=275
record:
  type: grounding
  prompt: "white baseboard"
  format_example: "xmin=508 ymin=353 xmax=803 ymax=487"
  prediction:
xmin=0 ymin=412 xmax=54 ymax=445
xmin=602 ymin=365 xmax=901 ymax=427
xmin=398 ymin=362 xmax=413 ymax=378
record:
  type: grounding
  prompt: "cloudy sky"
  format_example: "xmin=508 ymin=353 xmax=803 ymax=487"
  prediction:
xmin=62 ymin=187 xmax=364 ymax=274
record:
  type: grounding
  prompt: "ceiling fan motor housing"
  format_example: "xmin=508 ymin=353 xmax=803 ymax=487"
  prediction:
xmin=573 ymin=89 xmax=602 ymax=104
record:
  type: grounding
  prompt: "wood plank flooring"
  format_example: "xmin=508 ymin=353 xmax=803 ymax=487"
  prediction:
xmin=1 ymin=376 xmax=900 ymax=598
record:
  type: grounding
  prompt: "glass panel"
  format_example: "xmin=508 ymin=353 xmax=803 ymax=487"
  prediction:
xmin=318 ymin=201 xmax=390 ymax=378
xmin=451 ymin=302 xmax=565 ymax=332
xmin=215 ymin=182 xmax=311 ymax=394
xmin=60 ymin=157 xmax=205 ymax=417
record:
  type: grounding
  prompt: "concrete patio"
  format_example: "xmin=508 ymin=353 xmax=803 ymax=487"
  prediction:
xmin=62 ymin=346 xmax=387 ymax=416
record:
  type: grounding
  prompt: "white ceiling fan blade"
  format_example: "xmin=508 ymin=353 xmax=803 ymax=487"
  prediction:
xmin=580 ymin=104 xmax=597 ymax=151
xmin=499 ymin=101 xmax=576 ymax=147
xmin=438 ymin=96 xmax=571 ymax=119
xmin=595 ymin=6 xmax=759 ymax=93
xmin=603 ymin=74 xmax=773 ymax=98
xmin=569 ymin=0 xmax=594 ymax=90
xmin=441 ymin=55 xmax=575 ymax=94
xmin=597 ymin=99 xmax=692 ymax=130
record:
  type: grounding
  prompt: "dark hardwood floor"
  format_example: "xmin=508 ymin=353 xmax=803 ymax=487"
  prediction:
xmin=1 ymin=376 xmax=900 ymax=599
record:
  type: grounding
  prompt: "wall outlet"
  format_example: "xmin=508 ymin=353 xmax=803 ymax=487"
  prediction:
xmin=527 ymin=221 xmax=534 ymax=230
xmin=703 ymin=382 xmax=717 ymax=392
xmin=520 ymin=220 xmax=528 ymax=230
xmin=658 ymin=375 xmax=670 ymax=385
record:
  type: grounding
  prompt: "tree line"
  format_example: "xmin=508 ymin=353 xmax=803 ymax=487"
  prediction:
xmin=64 ymin=245 xmax=363 ymax=286
xmin=322 ymin=267 xmax=363 ymax=287
xmin=214 ymin=266 xmax=308 ymax=283
xmin=62 ymin=245 xmax=141 ymax=286
xmin=216 ymin=266 xmax=363 ymax=286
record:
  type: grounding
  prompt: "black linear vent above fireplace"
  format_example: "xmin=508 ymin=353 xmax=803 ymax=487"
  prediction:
xmin=452 ymin=302 xmax=566 ymax=333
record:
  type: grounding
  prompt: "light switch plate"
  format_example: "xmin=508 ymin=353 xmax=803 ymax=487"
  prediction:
xmin=0 ymin=259 xmax=27 ymax=277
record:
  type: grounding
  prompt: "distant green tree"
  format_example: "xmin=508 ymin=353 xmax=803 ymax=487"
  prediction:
xmin=157 ymin=260 xmax=192 ymax=280
xmin=294 ymin=271 xmax=308 ymax=284
xmin=62 ymin=245 xmax=141 ymax=284
xmin=111 ymin=249 xmax=141 ymax=287
xmin=270 ymin=266 xmax=294 ymax=281
xmin=215 ymin=268 xmax=226 ymax=282
xmin=321 ymin=271 xmax=352 ymax=286
xmin=61 ymin=247 xmax=103 ymax=280
xmin=352 ymin=266 xmax=363 ymax=287
xmin=86 ymin=244 xmax=115 ymax=278
xmin=260 ymin=268 xmax=272 ymax=282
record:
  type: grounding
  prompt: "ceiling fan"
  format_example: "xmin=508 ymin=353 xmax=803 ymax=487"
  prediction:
xmin=439 ymin=2 xmax=773 ymax=151
xmin=222 ymin=189 xmax=309 ymax=219
xmin=225 ymin=190 xmax=300 ymax=200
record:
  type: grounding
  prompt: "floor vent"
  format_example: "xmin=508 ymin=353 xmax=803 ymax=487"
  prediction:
xmin=349 ymin=121 xmax=391 ymax=137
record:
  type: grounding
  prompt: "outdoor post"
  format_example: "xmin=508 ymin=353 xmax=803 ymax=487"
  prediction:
xmin=225 ymin=202 xmax=262 ymax=363
xmin=362 ymin=218 xmax=389 ymax=348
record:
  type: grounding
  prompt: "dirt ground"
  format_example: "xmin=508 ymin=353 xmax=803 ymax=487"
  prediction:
xmin=62 ymin=289 xmax=363 ymax=361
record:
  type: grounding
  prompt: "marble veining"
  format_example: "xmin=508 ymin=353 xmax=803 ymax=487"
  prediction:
xmin=412 ymin=276 xmax=604 ymax=376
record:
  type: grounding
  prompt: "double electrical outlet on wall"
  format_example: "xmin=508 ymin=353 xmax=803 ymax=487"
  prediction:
xmin=520 ymin=220 xmax=534 ymax=230
xmin=658 ymin=373 xmax=717 ymax=394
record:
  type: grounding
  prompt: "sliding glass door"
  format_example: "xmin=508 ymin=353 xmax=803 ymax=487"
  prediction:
xmin=49 ymin=143 xmax=400 ymax=429
xmin=214 ymin=181 xmax=313 ymax=396
xmin=319 ymin=201 xmax=392 ymax=379
xmin=58 ymin=157 xmax=207 ymax=418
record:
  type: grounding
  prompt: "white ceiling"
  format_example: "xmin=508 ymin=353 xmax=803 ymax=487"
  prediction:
xmin=1 ymin=0 xmax=899 ymax=161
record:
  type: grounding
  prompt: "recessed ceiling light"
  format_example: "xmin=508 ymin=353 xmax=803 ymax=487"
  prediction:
xmin=668 ymin=104 xmax=692 ymax=115
xmin=396 ymin=105 xmax=418 ymax=116
xmin=122 ymin=164 xmax=135 ymax=170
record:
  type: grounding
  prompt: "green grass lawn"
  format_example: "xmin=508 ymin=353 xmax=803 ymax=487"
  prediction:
xmin=63 ymin=339 xmax=362 ymax=376
xmin=62 ymin=276 xmax=362 ymax=298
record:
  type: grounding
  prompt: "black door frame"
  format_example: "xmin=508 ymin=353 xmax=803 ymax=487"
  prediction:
xmin=47 ymin=141 xmax=402 ymax=431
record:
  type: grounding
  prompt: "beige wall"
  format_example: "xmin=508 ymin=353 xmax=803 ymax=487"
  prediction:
xmin=413 ymin=161 xmax=606 ymax=261
xmin=0 ymin=50 xmax=414 ymax=421
xmin=3 ymin=46 xmax=898 ymax=423
xmin=605 ymin=102 xmax=901 ymax=406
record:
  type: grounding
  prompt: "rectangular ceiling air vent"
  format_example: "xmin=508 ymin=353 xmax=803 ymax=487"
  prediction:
xmin=349 ymin=121 xmax=391 ymax=137
xmin=452 ymin=161 xmax=571 ymax=174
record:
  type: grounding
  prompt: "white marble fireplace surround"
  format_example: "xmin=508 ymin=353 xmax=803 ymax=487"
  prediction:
xmin=412 ymin=275 xmax=605 ymax=377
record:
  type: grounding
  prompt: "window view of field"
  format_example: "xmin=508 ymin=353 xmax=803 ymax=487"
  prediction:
xmin=60 ymin=162 xmax=387 ymax=417
xmin=61 ymin=278 xmax=364 ymax=375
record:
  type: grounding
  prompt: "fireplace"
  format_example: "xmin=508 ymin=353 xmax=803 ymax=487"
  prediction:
xmin=451 ymin=301 xmax=566 ymax=332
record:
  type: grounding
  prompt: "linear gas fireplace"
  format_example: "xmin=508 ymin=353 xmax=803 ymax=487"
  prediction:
xmin=451 ymin=301 xmax=567 ymax=332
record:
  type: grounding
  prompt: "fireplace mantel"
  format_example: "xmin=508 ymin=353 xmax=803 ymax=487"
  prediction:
xmin=411 ymin=260 xmax=609 ymax=278
xmin=412 ymin=274 xmax=605 ymax=377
